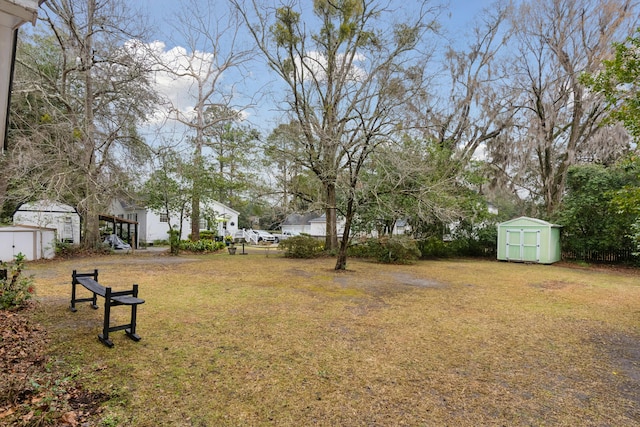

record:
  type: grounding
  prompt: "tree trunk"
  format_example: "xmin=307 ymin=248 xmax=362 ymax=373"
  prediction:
xmin=324 ymin=181 xmax=338 ymax=251
xmin=78 ymin=185 xmax=101 ymax=249
xmin=191 ymin=146 xmax=203 ymax=241
xmin=334 ymin=195 xmax=355 ymax=270
xmin=191 ymin=191 xmax=200 ymax=241
xmin=0 ymin=157 xmax=8 ymax=216
xmin=80 ymin=0 xmax=100 ymax=250
xmin=83 ymin=203 xmax=101 ymax=249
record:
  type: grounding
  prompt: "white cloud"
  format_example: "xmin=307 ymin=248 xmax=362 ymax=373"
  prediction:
xmin=294 ymin=51 xmax=368 ymax=83
xmin=132 ymin=40 xmax=245 ymax=130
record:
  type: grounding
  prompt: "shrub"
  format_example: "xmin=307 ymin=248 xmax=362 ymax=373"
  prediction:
xmin=200 ymin=230 xmax=216 ymax=240
xmin=349 ymin=236 xmax=421 ymax=264
xmin=0 ymin=253 xmax=35 ymax=310
xmin=417 ymin=237 xmax=452 ymax=259
xmin=179 ymin=239 xmax=225 ymax=253
xmin=279 ymin=234 xmax=324 ymax=258
xmin=168 ymin=230 xmax=181 ymax=255
xmin=55 ymin=240 xmax=83 ymax=257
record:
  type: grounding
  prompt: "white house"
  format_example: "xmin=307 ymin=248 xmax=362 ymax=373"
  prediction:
xmin=110 ymin=199 xmax=239 ymax=244
xmin=281 ymin=213 xmax=318 ymax=235
xmin=309 ymin=215 xmax=329 ymax=237
xmin=282 ymin=213 xmax=346 ymax=238
xmin=13 ymin=200 xmax=81 ymax=244
xmin=282 ymin=212 xmax=411 ymax=238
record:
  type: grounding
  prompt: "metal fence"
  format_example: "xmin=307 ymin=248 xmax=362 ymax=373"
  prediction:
xmin=562 ymin=248 xmax=638 ymax=264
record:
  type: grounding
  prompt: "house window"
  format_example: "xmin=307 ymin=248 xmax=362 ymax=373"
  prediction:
xmin=199 ymin=218 xmax=207 ymax=230
xmin=160 ymin=213 xmax=168 ymax=223
xmin=127 ymin=213 xmax=137 ymax=221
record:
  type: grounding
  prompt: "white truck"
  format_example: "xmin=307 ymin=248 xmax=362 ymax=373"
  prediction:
xmin=271 ymin=230 xmax=298 ymax=243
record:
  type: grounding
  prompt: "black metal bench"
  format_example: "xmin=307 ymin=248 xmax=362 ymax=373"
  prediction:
xmin=71 ymin=269 xmax=144 ymax=347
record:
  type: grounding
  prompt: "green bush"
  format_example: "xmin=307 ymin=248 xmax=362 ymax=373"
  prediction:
xmin=346 ymin=241 xmax=372 ymax=258
xmin=55 ymin=240 xmax=82 ymax=257
xmin=199 ymin=230 xmax=216 ymax=240
xmin=168 ymin=230 xmax=181 ymax=255
xmin=349 ymin=236 xmax=421 ymax=264
xmin=278 ymin=234 xmax=324 ymax=258
xmin=417 ymin=237 xmax=452 ymax=258
xmin=179 ymin=239 xmax=225 ymax=253
xmin=1 ymin=253 xmax=35 ymax=310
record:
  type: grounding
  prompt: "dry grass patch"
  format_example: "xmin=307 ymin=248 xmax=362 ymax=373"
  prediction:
xmin=15 ymin=253 xmax=640 ymax=426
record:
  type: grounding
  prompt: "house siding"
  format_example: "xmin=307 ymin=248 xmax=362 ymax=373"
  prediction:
xmin=13 ymin=201 xmax=81 ymax=244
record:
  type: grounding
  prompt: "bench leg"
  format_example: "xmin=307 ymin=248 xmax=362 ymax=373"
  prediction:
xmin=125 ymin=284 xmax=141 ymax=342
xmin=70 ymin=280 xmax=77 ymax=312
xmin=98 ymin=289 xmax=114 ymax=348
xmin=91 ymin=268 xmax=99 ymax=309
xmin=125 ymin=304 xmax=141 ymax=342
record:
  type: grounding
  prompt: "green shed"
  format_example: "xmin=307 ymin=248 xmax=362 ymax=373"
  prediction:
xmin=497 ymin=216 xmax=562 ymax=264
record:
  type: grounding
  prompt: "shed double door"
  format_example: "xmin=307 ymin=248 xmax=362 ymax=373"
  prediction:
xmin=0 ymin=231 xmax=34 ymax=261
xmin=505 ymin=229 xmax=540 ymax=262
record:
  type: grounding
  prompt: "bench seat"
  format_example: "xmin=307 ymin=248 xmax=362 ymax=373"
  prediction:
xmin=75 ymin=277 xmax=144 ymax=305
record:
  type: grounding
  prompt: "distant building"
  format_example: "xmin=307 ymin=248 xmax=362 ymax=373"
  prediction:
xmin=281 ymin=213 xmax=347 ymax=238
xmin=110 ymin=200 xmax=239 ymax=244
xmin=13 ymin=200 xmax=81 ymax=244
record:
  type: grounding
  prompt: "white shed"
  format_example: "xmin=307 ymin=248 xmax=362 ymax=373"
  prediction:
xmin=13 ymin=200 xmax=80 ymax=244
xmin=0 ymin=225 xmax=56 ymax=261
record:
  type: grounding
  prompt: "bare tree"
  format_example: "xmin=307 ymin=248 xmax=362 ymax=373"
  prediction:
xmin=148 ymin=0 xmax=256 ymax=241
xmin=501 ymin=0 xmax=636 ymax=215
xmin=234 ymin=0 xmax=439 ymax=269
xmin=406 ymin=1 xmax=515 ymax=167
xmin=7 ymin=0 xmax=158 ymax=247
xmin=263 ymin=121 xmax=313 ymax=214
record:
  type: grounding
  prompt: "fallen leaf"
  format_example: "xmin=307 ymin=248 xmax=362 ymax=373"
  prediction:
xmin=60 ymin=411 xmax=78 ymax=426
xmin=22 ymin=410 xmax=34 ymax=422
xmin=0 ymin=407 xmax=16 ymax=418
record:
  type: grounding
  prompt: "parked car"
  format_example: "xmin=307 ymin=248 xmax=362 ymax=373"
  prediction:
xmin=103 ymin=234 xmax=131 ymax=250
xmin=271 ymin=230 xmax=299 ymax=243
xmin=253 ymin=230 xmax=277 ymax=243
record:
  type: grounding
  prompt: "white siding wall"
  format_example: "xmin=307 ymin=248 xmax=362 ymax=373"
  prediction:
xmin=123 ymin=200 xmax=239 ymax=243
xmin=13 ymin=201 xmax=81 ymax=244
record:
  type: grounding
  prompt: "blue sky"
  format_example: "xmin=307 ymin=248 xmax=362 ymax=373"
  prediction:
xmin=137 ymin=0 xmax=499 ymax=140
xmin=142 ymin=0 xmax=495 ymax=44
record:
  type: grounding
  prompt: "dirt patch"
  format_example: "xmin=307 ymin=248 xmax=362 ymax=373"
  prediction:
xmin=387 ymin=272 xmax=446 ymax=288
xmin=529 ymin=280 xmax=576 ymax=290
xmin=595 ymin=331 xmax=640 ymax=415
xmin=287 ymin=268 xmax=315 ymax=278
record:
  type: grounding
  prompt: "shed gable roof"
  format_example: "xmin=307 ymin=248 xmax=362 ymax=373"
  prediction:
xmin=499 ymin=216 xmax=561 ymax=228
xmin=15 ymin=200 xmax=77 ymax=214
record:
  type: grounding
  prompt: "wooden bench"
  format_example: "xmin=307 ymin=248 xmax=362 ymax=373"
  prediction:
xmin=70 ymin=269 xmax=144 ymax=348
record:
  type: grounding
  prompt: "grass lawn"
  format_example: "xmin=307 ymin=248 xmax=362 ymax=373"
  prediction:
xmin=12 ymin=251 xmax=640 ymax=426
